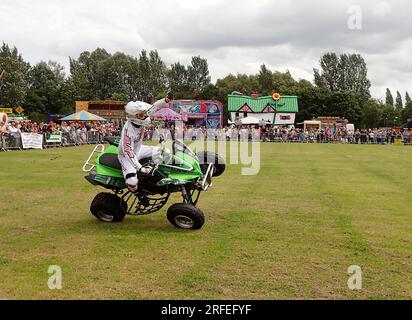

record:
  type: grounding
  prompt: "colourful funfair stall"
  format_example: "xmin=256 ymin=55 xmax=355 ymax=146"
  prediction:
xmin=228 ymin=93 xmax=299 ymax=126
xmin=171 ymin=100 xmax=223 ymax=128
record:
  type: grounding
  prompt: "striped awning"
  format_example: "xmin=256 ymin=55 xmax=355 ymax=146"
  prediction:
xmin=60 ymin=110 xmax=107 ymax=122
xmin=150 ymin=107 xmax=188 ymax=121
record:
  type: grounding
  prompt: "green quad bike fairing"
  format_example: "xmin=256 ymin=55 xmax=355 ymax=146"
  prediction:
xmin=82 ymin=136 xmax=225 ymax=230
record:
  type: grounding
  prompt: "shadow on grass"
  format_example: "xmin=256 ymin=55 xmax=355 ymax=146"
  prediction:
xmin=60 ymin=212 xmax=203 ymax=237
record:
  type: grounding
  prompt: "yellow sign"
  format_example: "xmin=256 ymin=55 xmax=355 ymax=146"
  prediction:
xmin=0 ymin=108 xmax=13 ymax=114
xmin=272 ymin=93 xmax=281 ymax=101
xmin=15 ymin=106 xmax=24 ymax=114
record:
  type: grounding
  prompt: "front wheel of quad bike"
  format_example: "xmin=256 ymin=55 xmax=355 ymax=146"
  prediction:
xmin=90 ymin=192 xmax=127 ymax=223
xmin=196 ymin=151 xmax=226 ymax=177
xmin=167 ymin=203 xmax=205 ymax=230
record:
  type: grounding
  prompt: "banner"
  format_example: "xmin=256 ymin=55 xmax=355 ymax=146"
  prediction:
xmin=0 ymin=108 xmax=13 ymax=114
xmin=46 ymin=132 xmax=62 ymax=143
xmin=274 ymin=113 xmax=296 ymax=125
xmin=21 ymin=133 xmax=43 ymax=149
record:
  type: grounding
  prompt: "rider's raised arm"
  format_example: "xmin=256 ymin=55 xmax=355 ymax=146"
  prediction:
xmin=148 ymin=93 xmax=173 ymax=116
xmin=147 ymin=98 xmax=167 ymax=116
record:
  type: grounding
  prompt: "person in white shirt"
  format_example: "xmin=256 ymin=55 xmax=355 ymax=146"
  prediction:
xmin=7 ymin=122 xmax=21 ymax=133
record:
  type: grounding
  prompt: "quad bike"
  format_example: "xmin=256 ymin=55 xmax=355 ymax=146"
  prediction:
xmin=82 ymin=136 xmax=225 ymax=230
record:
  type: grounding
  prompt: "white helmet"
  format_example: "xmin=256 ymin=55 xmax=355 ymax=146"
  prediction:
xmin=124 ymin=101 xmax=152 ymax=127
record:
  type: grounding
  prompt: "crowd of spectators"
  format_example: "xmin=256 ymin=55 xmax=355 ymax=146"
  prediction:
xmin=146 ymin=125 xmax=412 ymax=145
xmin=0 ymin=120 xmax=120 ymax=150
xmin=0 ymin=120 xmax=119 ymax=136
xmin=1 ymin=119 xmax=412 ymax=151
xmin=259 ymin=126 xmax=411 ymax=144
xmin=143 ymin=125 xmax=262 ymax=142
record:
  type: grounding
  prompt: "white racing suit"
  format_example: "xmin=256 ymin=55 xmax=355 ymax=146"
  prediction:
xmin=118 ymin=98 xmax=167 ymax=192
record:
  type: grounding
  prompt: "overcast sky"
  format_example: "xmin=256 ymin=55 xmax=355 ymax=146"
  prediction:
xmin=0 ymin=0 xmax=411 ymax=100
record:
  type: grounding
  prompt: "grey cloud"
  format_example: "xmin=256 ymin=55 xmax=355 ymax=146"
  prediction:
xmin=0 ymin=0 xmax=411 ymax=98
xmin=143 ymin=0 xmax=411 ymax=53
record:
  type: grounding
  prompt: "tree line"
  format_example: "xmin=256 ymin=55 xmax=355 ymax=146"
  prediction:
xmin=0 ymin=42 xmax=411 ymax=128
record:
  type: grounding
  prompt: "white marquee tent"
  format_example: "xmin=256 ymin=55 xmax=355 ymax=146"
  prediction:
xmin=229 ymin=116 xmax=271 ymax=126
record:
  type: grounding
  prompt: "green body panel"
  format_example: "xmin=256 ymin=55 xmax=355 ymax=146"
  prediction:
xmin=157 ymin=151 xmax=203 ymax=181
xmin=91 ymin=145 xmax=203 ymax=188
xmin=96 ymin=145 xmax=124 ymax=178
xmin=94 ymin=173 xmax=127 ymax=189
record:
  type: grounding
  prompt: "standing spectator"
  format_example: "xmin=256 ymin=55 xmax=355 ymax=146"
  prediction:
xmin=6 ymin=121 xmax=21 ymax=149
xmin=355 ymin=129 xmax=361 ymax=144
xmin=8 ymin=121 xmax=20 ymax=133
xmin=369 ymin=130 xmax=374 ymax=144
xmin=390 ymin=129 xmax=396 ymax=144
xmin=0 ymin=121 xmax=8 ymax=134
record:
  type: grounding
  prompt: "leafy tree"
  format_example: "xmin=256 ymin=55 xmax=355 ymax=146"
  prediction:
xmin=314 ymin=53 xmax=371 ymax=97
xmin=187 ymin=56 xmax=211 ymax=97
xmin=216 ymin=74 xmax=259 ymax=103
xmin=215 ymin=73 xmax=259 ymax=122
xmin=257 ymin=64 xmax=273 ymax=94
xmin=385 ymin=88 xmax=394 ymax=107
xmin=287 ymin=86 xmax=328 ymax=124
xmin=148 ymin=50 xmax=168 ymax=100
xmin=110 ymin=52 xmax=139 ymax=101
xmin=1 ymin=42 xmax=408 ymax=130
xmin=361 ymin=100 xmax=381 ymax=129
xmin=405 ymin=92 xmax=411 ymax=105
xmin=401 ymin=101 xmax=412 ymax=124
xmin=199 ymin=83 xmax=219 ymax=100
xmin=136 ymin=50 xmax=151 ymax=101
xmin=385 ymin=106 xmax=401 ymax=127
xmin=70 ymin=52 xmax=92 ymax=100
xmin=24 ymin=88 xmax=47 ymax=121
xmin=0 ymin=43 xmax=29 ymax=107
xmin=314 ymin=52 xmax=340 ymax=91
xmin=88 ymin=48 xmax=116 ymax=100
xmin=340 ymin=54 xmax=371 ymax=96
xmin=272 ymin=70 xmax=297 ymax=93
xmin=110 ymin=92 xmax=128 ymax=101
xmin=324 ymin=91 xmax=364 ymax=127
xmin=395 ymin=91 xmax=403 ymax=109
xmin=135 ymin=50 xmax=168 ymax=102
xmin=69 ymin=48 xmax=168 ymax=103
xmin=168 ymin=57 xmax=211 ymax=99
xmin=168 ymin=62 xmax=190 ymax=99
xmin=25 ymin=61 xmax=73 ymax=116
xmin=69 ymin=48 xmax=114 ymax=100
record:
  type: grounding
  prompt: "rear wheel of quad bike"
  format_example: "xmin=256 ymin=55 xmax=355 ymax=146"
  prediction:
xmin=196 ymin=151 xmax=226 ymax=177
xmin=167 ymin=203 xmax=205 ymax=230
xmin=90 ymin=192 xmax=127 ymax=223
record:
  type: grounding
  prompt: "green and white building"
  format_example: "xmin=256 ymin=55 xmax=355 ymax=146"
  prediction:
xmin=227 ymin=94 xmax=299 ymax=126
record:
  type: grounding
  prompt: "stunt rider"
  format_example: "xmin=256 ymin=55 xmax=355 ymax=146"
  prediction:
xmin=118 ymin=93 xmax=173 ymax=199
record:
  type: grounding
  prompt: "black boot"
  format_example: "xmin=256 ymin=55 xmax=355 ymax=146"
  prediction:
xmin=137 ymin=192 xmax=150 ymax=207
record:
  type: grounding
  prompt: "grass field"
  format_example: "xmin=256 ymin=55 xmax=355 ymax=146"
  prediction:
xmin=0 ymin=143 xmax=411 ymax=300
